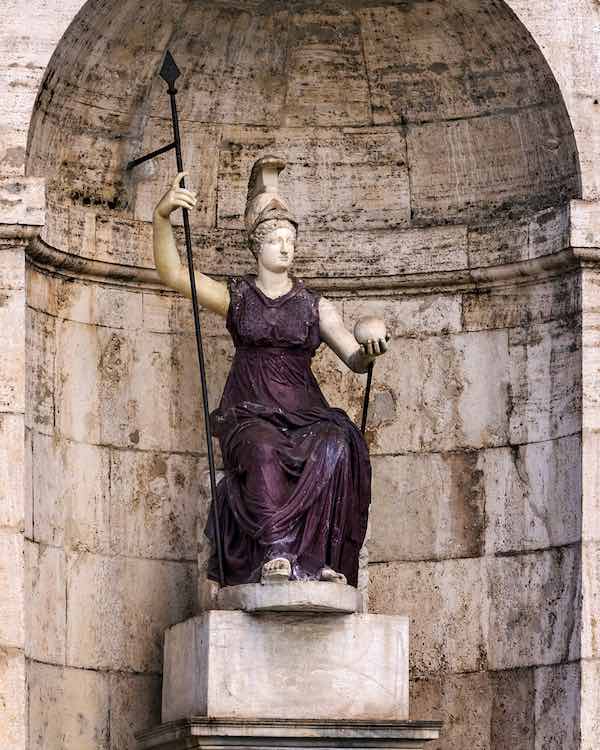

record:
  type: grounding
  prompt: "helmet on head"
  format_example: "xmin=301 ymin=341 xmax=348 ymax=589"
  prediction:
xmin=244 ymin=155 xmax=298 ymax=236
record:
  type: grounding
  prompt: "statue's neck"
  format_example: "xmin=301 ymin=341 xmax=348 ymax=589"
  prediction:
xmin=255 ymin=266 xmax=293 ymax=299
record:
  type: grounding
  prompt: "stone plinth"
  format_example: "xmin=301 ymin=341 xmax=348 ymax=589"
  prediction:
xmin=162 ymin=611 xmax=409 ymax=723
xmin=216 ymin=582 xmax=363 ymax=613
xmin=137 ymin=718 xmax=442 ymax=750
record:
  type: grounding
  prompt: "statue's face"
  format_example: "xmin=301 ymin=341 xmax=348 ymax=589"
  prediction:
xmin=257 ymin=224 xmax=296 ymax=272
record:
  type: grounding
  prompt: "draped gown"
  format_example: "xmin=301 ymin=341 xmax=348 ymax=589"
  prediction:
xmin=207 ymin=275 xmax=371 ymax=587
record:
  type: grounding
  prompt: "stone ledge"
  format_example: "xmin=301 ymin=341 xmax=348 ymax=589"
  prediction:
xmin=216 ymin=582 xmax=362 ymax=614
xmin=136 ymin=717 xmax=443 ymax=750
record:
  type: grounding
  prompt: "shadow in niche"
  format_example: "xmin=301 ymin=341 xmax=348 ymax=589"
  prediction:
xmin=22 ymin=0 xmax=581 ymax=749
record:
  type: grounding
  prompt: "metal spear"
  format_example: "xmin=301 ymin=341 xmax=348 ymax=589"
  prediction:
xmin=128 ymin=51 xmax=225 ymax=587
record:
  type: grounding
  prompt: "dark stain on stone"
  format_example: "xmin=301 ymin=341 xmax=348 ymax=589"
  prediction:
xmin=2 ymin=146 xmax=26 ymax=168
xmin=429 ymin=62 xmax=449 ymax=74
xmin=129 ymin=429 xmax=140 ymax=444
xmin=446 ymin=451 xmax=486 ymax=557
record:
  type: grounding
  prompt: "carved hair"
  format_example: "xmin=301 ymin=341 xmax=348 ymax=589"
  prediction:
xmin=248 ymin=218 xmax=297 ymax=258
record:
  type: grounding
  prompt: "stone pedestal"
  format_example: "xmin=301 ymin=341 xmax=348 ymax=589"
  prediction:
xmin=139 ymin=583 xmax=441 ymax=749
xmin=162 ymin=610 xmax=409 ymax=723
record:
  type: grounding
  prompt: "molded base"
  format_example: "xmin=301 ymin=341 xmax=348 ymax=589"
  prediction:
xmin=137 ymin=717 xmax=442 ymax=750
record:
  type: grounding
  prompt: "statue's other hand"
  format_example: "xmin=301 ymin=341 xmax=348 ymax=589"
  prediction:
xmin=354 ymin=316 xmax=390 ymax=358
xmin=154 ymin=171 xmax=197 ymax=219
xmin=360 ymin=334 xmax=391 ymax=358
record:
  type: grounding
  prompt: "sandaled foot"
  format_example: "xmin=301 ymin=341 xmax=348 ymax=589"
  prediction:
xmin=261 ymin=557 xmax=292 ymax=584
xmin=319 ymin=566 xmax=347 ymax=585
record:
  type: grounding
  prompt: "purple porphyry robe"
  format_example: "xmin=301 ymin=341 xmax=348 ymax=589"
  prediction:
xmin=206 ymin=275 xmax=371 ymax=587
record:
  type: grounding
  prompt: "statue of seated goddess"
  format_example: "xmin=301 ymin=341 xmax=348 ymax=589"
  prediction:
xmin=153 ymin=155 xmax=390 ymax=588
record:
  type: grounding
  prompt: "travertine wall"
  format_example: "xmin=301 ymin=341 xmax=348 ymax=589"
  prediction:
xmin=1 ymin=1 xmax=600 ymax=749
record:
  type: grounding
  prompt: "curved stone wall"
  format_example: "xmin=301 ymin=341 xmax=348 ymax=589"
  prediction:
xmin=21 ymin=1 xmax=583 ymax=748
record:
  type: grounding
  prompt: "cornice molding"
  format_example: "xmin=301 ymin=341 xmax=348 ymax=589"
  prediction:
xmin=26 ymin=235 xmax=583 ymax=296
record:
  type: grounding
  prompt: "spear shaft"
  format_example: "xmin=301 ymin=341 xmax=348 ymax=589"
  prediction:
xmin=360 ymin=361 xmax=374 ymax=435
xmin=161 ymin=55 xmax=225 ymax=587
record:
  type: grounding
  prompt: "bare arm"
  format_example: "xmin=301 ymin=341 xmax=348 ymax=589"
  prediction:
xmin=319 ymin=297 xmax=389 ymax=373
xmin=153 ymin=172 xmax=230 ymax=318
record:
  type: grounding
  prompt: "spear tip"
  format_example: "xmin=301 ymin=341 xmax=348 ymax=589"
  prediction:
xmin=160 ymin=50 xmax=181 ymax=85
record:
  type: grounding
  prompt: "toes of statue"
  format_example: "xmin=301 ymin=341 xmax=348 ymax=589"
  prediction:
xmin=319 ymin=566 xmax=347 ymax=585
xmin=261 ymin=557 xmax=292 ymax=584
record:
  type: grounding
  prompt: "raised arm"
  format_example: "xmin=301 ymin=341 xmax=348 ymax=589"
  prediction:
xmin=319 ymin=297 xmax=389 ymax=374
xmin=153 ymin=172 xmax=230 ymax=318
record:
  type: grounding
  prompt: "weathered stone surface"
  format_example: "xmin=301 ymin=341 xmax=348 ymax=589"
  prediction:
xmin=54 ymin=278 xmax=143 ymax=331
xmin=509 ymin=319 xmax=581 ymax=444
xmin=66 ymin=552 xmax=195 ymax=672
xmin=482 ymin=436 xmax=582 ymax=555
xmin=368 ymin=452 xmax=486 ymax=563
xmin=487 ymin=547 xmax=581 ymax=670
xmin=529 ymin=204 xmax=571 ymax=259
xmin=407 ymin=105 xmax=578 ymax=225
xmin=466 ymin=205 xmax=570 ymax=268
xmin=462 ymin=275 xmax=580 ymax=332
xmin=109 ymin=448 xmax=201 ymax=561
xmin=581 ymin=541 xmax=600 ymax=661
xmin=0 ymin=414 xmax=24 ymax=530
xmin=149 ymin=3 xmax=286 ymax=126
xmin=26 ymin=267 xmax=57 ymax=316
xmin=162 ymin=612 xmax=409 ymax=722
xmin=572 ymin=198 xmax=600 ymax=248
xmin=583 ymin=429 xmax=600 ymax=543
xmin=216 ymin=582 xmax=363 ymax=614
xmin=284 ymin=8 xmax=371 ymax=127
xmin=467 ymin=218 xmax=530 ymax=269
xmin=410 ymin=668 xmax=535 ymax=750
xmin=25 ymin=540 xmax=66 ymax=664
xmin=217 ymin=126 xmax=410 ymax=232
xmin=54 ymin=315 xmax=233 ymax=450
xmin=28 ymin=661 xmax=110 ymax=750
xmin=366 ymin=330 xmax=509 ymax=454
xmin=0 ymin=530 xmax=24 ymax=649
xmin=0 ymin=177 xmax=45 ymax=225
xmin=25 ymin=306 xmax=55 ymax=434
xmin=23 ymin=427 xmax=32 ymax=538
xmin=490 ymin=668 xmax=536 ymax=750
xmin=343 ymin=294 xmax=462 ymax=339
xmin=133 ymin=120 xmax=220 ymax=229
xmin=533 ymin=662 xmax=581 ymax=750
xmin=0 ymin=248 xmax=24 ymax=289
xmin=109 ymin=672 xmax=161 ymax=750
xmin=581 ymin=658 xmax=600 ymax=750
xmin=409 ymin=671 xmax=492 ymax=750
xmin=0 ymin=649 xmax=25 ymax=749
xmin=0 ymin=287 xmax=24 ymax=412
xmin=369 ymin=557 xmax=488 ymax=675
xmin=142 ymin=291 xmax=227 ymax=338
xmin=358 ymin=1 xmax=559 ymax=125
xmin=32 ymin=433 xmax=110 ymax=552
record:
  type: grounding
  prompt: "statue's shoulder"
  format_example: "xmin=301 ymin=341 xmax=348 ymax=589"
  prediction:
xmin=227 ymin=275 xmax=251 ymax=298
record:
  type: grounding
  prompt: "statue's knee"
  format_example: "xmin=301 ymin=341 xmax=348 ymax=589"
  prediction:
xmin=249 ymin=440 xmax=277 ymax=464
xmin=323 ymin=426 xmax=350 ymax=461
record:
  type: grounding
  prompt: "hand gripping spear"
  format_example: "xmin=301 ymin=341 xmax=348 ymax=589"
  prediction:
xmin=127 ymin=51 xmax=225 ymax=587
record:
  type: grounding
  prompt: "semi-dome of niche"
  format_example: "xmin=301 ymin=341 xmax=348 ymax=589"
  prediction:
xmin=27 ymin=0 xmax=581 ymax=279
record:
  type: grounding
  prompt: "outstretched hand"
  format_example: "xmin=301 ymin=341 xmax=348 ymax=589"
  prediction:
xmin=359 ymin=335 xmax=391 ymax=358
xmin=354 ymin=316 xmax=390 ymax=359
xmin=155 ymin=171 xmax=197 ymax=219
